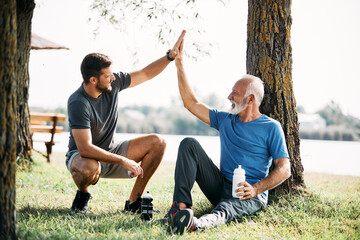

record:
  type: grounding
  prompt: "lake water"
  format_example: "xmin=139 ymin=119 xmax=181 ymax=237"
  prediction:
xmin=32 ymin=132 xmax=360 ymax=176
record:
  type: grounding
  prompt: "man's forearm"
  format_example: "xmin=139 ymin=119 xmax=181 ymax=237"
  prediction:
xmin=129 ymin=55 xmax=171 ymax=88
xmin=78 ymin=143 xmax=127 ymax=165
xmin=253 ymin=158 xmax=291 ymax=195
xmin=176 ymin=62 xmax=198 ymax=110
xmin=142 ymin=56 xmax=171 ymax=80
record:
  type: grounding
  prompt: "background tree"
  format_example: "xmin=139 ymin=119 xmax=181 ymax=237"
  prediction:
xmin=0 ymin=0 xmax=35 ymax=238
xmin=0 ymin=0 xmax=18 ymax=238
xmin=246 ymin=0 xmax=305 ymax=193
xmin=15 ymin=0 xmax=35 ymax=166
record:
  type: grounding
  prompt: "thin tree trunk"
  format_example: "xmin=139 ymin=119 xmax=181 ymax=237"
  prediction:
xmin=15 ymin=0 xmax=35 ymax=166
xmin=246 ymin=0 xmax=305 ymax=194
xmin=0 ymin=0 xmax=18 ymax=238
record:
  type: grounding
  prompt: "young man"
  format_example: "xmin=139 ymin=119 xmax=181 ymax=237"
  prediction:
xmin=165 ymin=34 xmax=291 ymax=234
xmin=66 ymin=31 xmax=186 ymax=214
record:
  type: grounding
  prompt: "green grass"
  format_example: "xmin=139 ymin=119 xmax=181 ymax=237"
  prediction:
xmin=16 ymin=152 xmax=360 ymax=239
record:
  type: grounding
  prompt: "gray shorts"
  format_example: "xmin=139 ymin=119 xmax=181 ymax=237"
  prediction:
xmin=65 ymin=140 xmax=131 ymax=179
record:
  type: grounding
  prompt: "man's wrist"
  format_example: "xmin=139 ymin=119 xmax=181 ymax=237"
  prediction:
xmin=252 ymin=183 xmax=261 ymax=196
xmin=117 ymin=155 xmax=126 ymax=166
xmin=166 ymin=49 xmax=175 ymax=61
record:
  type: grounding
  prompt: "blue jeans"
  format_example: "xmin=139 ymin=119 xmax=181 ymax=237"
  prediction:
xmin=173 ymin=137 xmax=265 ymax=229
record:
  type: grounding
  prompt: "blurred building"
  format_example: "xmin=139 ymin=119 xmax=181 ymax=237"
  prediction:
xmin=298 ymin=113 xmax=326 ymax=130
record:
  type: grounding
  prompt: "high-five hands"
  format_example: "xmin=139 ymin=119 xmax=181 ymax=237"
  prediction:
xmin=168 ymin=30 xmax=186 ymax=60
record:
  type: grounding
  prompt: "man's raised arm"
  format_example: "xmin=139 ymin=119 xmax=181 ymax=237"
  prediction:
xmin=175 ymin=33 xmax=210 ymax=125
xmin=129 ymin=30 xmax=186 ymax=88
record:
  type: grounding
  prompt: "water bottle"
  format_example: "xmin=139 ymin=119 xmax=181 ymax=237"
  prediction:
xmin=141 ymin=191 xmax=153 ymax=221
xmin=232 ymin=165 xmax=246 ymax=198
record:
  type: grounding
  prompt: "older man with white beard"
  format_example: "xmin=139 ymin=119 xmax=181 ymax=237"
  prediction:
xmin=162 ymin=35 xmax=291 ymax=234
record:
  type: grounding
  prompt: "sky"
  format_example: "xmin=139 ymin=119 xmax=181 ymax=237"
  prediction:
xmin=29 ymin=0 xmax=360 ymax=118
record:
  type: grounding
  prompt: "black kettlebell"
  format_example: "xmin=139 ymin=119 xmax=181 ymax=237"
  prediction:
xmin=141 ymin=191 xmax=153 ymax=221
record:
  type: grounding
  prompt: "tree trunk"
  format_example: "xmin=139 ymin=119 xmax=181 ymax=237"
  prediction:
xmin=15 ymin=0 xmax=35 ymax=166
xmin=0 ymin=0 xmax=18 ymax=238
xmin=246 ymin=0 xmax=305 ymax=194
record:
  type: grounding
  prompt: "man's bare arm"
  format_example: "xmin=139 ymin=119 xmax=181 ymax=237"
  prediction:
xmin=129 ymin=56 xmax=170 ymax=88
xmin=72 ymin=128 xmax=143 ymax=177
xmin=129 ymin=30 xmax=186 ymax=88
xmin=175 ymin=34 xmax=210 ymax=125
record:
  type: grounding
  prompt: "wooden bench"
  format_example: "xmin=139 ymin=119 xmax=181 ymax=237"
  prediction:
xmin=30 ymin=113 xmax=66 ymax=162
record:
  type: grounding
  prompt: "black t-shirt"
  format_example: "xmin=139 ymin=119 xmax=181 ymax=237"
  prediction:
xmin=66 ymin=72 xmax=131 ymax=155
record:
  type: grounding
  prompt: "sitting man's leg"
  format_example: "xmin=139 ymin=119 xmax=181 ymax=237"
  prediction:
xmin=193 ymin=197 xmax=264 ymax=229
xmin=167 ymin=137 xmax=225 ymax=233
xmin=173 ymin=137 xmax=224 ymax=208
xmin=174 ymin=180 xmax=265 ymax=232
xmin=170 ymin=140 xmax=265 ymax=233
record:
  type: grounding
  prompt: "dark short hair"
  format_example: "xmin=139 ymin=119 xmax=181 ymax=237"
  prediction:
xmin=80 ymin=53 xmax=112 ymax=84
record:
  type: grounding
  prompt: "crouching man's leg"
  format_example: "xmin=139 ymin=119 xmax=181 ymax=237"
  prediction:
xmin=69 ymin=153 xmax=101 ymax=213
xmin=124 ymin=134 xmax=166 ymax=211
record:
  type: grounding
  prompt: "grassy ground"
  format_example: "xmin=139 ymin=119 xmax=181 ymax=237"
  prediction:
xmin=16 ymin=152 xmax=360 ymax=239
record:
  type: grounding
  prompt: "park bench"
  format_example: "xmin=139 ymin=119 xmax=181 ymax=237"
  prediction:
xmin=30 ymin=113 xmax=66 ymax=162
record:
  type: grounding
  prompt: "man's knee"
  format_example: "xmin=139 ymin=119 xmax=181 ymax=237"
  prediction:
xmin=176 ymin=138 xmax=201 ymax=166
xmin=71 ymin=158 xmax=100 ymax=183
xmin=149 ymin=134 xmax=166 ymax=152
xmin=179 ymin=137 xmax=198 ymax=151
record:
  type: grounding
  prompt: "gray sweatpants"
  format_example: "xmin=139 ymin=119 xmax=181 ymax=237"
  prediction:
xmin=173 ymin=137 xmax=265 ymax=229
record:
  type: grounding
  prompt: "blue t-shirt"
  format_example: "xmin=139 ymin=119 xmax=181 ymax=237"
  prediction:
xmin=209 ymin=109 xmax=289 ymax=200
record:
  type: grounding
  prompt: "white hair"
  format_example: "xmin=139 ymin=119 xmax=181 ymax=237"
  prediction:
xmin=240 ymin=74 xmax=264 ymax=105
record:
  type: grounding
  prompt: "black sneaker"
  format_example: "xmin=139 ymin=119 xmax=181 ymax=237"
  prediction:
xmin=124 ymin=194 xmax=142 ymax=214
xmin=158 ymin=201 xmax=181 ymax=225
xmin=70 ymin=190 xmax=92 ymax=214
xmin=171 ymin=208 xmax=195 ymax=234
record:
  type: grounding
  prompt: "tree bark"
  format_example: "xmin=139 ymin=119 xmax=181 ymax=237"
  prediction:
xmin=0 ymin=0 xmax=18 ymax=238
xmin=15 ymin=0 xmax=35 ymax=166
xmin=246 ymin=0 xmax=305 ymax=193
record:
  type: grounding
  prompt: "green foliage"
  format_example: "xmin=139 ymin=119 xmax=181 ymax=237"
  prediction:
xmin=300 ymin=126 xmax=359 ymax=141
xmin=16 ymin=154 xmax=360 ymax=239
xmin=29 ymin=99 xmax=360 ymax=140
xmin=317 ymin=101 xmax=346 ymax=126
xmin=317 ymin=101 xmax=360 ymax=130
xmin=116 ymin=104 xmax=218 ymax=136
xmin=16 ymin=154 xmax=33 ymax=171
xmin=88 ymin=0 xmax=228 ymax=60
xmin=29 ymin=93 xmax=224 ymax=136
xmin=299 ymin=101 xmax=360 ymax=141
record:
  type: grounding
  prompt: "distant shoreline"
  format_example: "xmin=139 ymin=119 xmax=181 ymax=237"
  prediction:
xmin=32 ymin=132 xmax=360 ymax=177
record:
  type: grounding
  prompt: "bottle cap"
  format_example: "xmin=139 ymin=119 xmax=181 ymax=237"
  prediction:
xmin=142 ymin=191 xmax=153 ymax=200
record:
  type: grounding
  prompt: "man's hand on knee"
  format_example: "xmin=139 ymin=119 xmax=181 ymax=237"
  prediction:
xmin=122 ymin=158 xmax=143 ymax=178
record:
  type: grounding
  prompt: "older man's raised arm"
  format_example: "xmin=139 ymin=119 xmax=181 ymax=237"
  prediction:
xmin=175 ymin=35 xmax=210 ymax=125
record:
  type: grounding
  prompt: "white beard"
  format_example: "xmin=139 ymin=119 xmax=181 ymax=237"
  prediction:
xmin=230 ymin=100 xmax=248 ymax=114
